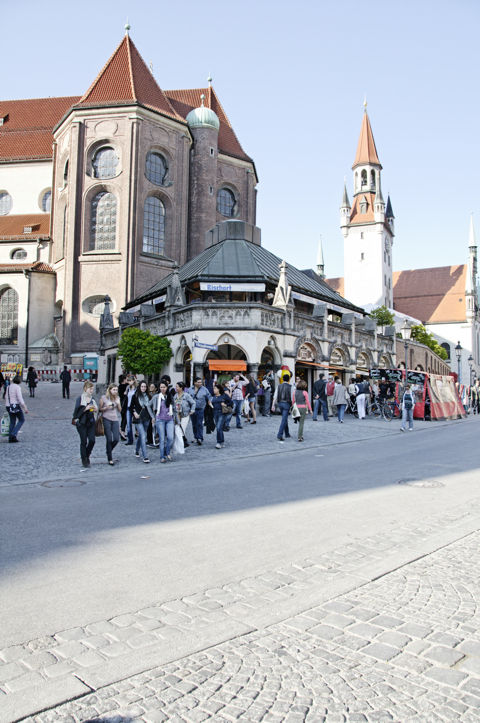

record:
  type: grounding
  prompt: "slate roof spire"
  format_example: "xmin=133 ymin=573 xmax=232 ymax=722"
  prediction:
xmin=385 ymin=194 xmax=395 ymax=219
xmin=77 ymin=34 xmax=183 ymax=122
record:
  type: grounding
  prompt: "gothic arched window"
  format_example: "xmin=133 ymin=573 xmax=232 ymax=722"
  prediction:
xmin=143 ymin=197 xmax=165 ymax=255
xmin=361 ymin=169 xmax=367 ymax=187
xmin=90 ymin=192 xmax=117 ymax=251
xmin=217 ymin=188 xmax=235 ymax=217
xmin=370 ymin=169 xmax=376 ymax=190
xmin=63 ymin=160 xmax=69 ymax=185
xmin=92 ymin=147 xmax=119 ymax=179
xmin=0 ymin=287 xmax=19 ymax=344
xmin=42 ymin=191 xmax=52 ymax=213
xmin=441 ymin=342 xmax=451 ymax=360
xmin=146 ymin=152 xmax=168 ymax=186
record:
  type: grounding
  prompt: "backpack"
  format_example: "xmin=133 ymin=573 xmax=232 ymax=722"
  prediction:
xmin=404 ymin=392 xmax=414 ymax=410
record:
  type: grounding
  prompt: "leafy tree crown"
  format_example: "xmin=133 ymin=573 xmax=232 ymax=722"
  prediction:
xmin=117 ymin=327 xmax=173 ymax=375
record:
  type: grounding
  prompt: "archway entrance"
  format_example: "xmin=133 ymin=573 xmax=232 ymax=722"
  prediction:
xmin=206 ymin=344 xmax=247 ymax=384
xmin=295 ymin=342 xmax=319 ymax=397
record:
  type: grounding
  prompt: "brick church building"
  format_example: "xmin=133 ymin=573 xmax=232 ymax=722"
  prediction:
xmin=0 ymin=28 xmax=258 ymax=363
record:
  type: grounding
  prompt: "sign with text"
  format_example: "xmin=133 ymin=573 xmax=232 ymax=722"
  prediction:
xmin=194 ymin=342 xmax=218 ymax=350
xmin=200 ymin=283 xmax=265 ymax=292
xmin=292 ymin=292 xmax=363 ymax=318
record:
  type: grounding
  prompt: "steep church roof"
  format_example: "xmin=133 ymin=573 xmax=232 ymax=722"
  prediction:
xmin=349 ymin=192 xmax=376 ymax=224
xmin=393 ymin=265 xmax=468 ymax=323
xmin=352 ymin=110 xmax=382 ymax=169
xmin=76 ymin=34 xmax=183 ymax=123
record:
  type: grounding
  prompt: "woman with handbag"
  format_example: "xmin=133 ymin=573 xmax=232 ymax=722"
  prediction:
xmin=6 ymin=374 xmax=28 ymax=443
xmin=129 ymin=381 xmax=154 ymax=463
xmin=173 ymin=381 xmax=196 ymax=444
xmin=245 ymin=375 xmax=258 ymax=424
xmin=72 ymin=380 xmax=97 ymax=467
xmin=211 ymin=383 xmax=232 ymax=449
xmin=293 ymin=380 xmax=312 ymax=442
xmin=99 ymin=383 xmax=122 ymax=466
xmin=149 ymin=381 xmax=176 ymax=462
xmin=27 ymin=367 xmax=38 ymax=398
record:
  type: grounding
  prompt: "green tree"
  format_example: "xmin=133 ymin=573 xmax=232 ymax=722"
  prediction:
xmin=410 ymin=324 xmax=448 ymax=361
xmin=369 ymin=305 xmax=395 ymax=327
xmin=117 ymin=327 xmax=173 ymax=375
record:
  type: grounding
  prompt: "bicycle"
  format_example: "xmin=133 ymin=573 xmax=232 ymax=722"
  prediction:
xmin=370 ymin=397 xmax=395 ymax=421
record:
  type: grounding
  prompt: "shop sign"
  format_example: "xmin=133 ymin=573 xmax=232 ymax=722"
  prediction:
xmin=153 ymin=295 xmax=166 ymax=304
xmin=407 ymin=370 xmax=426 ymax=386
xmin=369 ymin=368 xmax=403 ymax=382
xmin=194 ymin=342 xmax=218 ymax=350
xmin=200 ymin=283 xmax=265 ymax=292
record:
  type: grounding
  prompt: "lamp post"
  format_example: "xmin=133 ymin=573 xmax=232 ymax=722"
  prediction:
xmin=400 ymin=319 xmax=412 ymax=380
xmin=468 ymin=354 xmax=473 ymax=386
xmin=455 ymin=341 xmax=462 ymax=383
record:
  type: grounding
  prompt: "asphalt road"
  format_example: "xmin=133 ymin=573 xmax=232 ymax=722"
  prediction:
xmin=1 ymin=415 xmax=477 ymax=651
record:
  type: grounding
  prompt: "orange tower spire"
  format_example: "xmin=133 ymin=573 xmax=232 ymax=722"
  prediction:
xmin=352 ymin=102 xmax=382 ymax=169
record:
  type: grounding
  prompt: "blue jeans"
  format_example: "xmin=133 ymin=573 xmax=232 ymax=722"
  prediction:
xmin=8 ymin=408 xmax=25 ymax=438
xmin=156 ymin=418 xmax=174 ymax=459
xmin=191 ymin=408 xmax=205 ymax=441
xmin=337 ymin=404 xmax=346 ymax=422
xmin=135 ymin=418 xmax=150 ymax=458
xmin=277 ymin=402 xmax=291 ymax=439
xmin=126 ymin=410 xmax=134 ymax=443
xmin=214 ymin=410 xmax=226 ymax=444
xmin=401 ymin=409 xmax=413 ymax=430
xmin=313 ymin=398 xmax=328 ymax=420
xmin=263 ymin=389 xmax=271 ymax=415
xmin=226 ymin=398 xmax=243 ymax=428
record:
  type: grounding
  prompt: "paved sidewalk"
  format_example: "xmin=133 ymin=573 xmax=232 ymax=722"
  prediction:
xmin=0 ymin=382 xmax=468 ymax=486
xmin=7 ymin=523 xmax=480 ymax=722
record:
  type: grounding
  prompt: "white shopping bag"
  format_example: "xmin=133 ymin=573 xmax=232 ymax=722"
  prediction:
xmin=243 ymin=398 xmax=249 ymax=416
xmin=173 ymin=424 xmax=185 ymax=454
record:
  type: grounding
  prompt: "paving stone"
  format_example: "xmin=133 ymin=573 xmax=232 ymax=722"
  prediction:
xmin=308 ymin=625 xmax=343 ymax=641
xmin=369 ymin=615 xmax=404 ymax=629
xmin=128 ymin=633 xmax=159 ymax=649
xmin=110 ymin=613 xmax=139 ymax=627
xmin=459 ymin=640 xmax=480 ymax=657
xmin=73 ymin=650 xmax=105 ymax=667
xmin=0 ymin=661 xmax=24 ymax=682
xmin=55 ymin=628 xmax=86 ymax=642
xmin=5 ymin=670 xmax=44 ymax=691
xmin=361 ymin=643 xmax=401 ymax=661
xmin=376 ymin=632 xmax=411 ymax=649
xmin=423 ymin=646 xmax=465 ymax=666
xmin=424 ymin=667 xmax=468 ymax=686
xmin=102 ymin=642 xmax=132 ymax=657
xmin=52 ymin=641 xmax=88 ymax=658
xmin=460 ymin=677 xmax=480 ymax=697
xmin=21 ymin=650 xmax=57 ymax=670
xmin=43 ymin=660 xmax=76 ymax=677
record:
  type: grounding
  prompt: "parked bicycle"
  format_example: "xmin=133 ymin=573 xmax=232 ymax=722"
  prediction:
xmin=370 ymin=397 xmax=399 ymax=421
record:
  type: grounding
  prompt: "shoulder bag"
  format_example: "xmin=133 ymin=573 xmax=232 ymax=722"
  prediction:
xmin=6 ymin=386 xmax=20 ymax=415
xmin=95 ymin=412 xmax=105 ymax=437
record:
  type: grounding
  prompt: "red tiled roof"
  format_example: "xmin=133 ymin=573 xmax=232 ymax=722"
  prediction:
xmin=0 ymin=97 xmax=80 ymax=161
xmin=77 ymin=35 xmax=183 ymax=123
xmin=0 ymin=261 xmax=54 ymax=273
xmin=0 ymin=214 xmax=50 ymax=239
xmin=352 ymin=111 xmax=381 ymax=169
xmin=393 ymin=265 xmax=467 ymax=323
xmin=349 ymin=192 xmax=376 ymax=224
xmin=324 ymin=277 xmax=345 ymax=297
xmin=165 ymin=87 xmax=252 ymax=162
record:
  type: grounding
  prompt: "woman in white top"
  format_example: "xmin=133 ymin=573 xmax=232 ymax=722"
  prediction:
xmin=99 ymin=383 xmax=122 ymax=465
xmin=6 ymin=374 xmax=28 ymax=442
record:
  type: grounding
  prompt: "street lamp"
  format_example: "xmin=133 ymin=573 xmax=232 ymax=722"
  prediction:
xmin=468 ymin=354 xmax=474 ymax=386
xmin=455 ymin=341 xmax=462 ymax=383
xmin=400 ymin=319 xmax=412 ymax=377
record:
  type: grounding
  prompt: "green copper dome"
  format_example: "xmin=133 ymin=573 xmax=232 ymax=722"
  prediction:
xmin=186 ymin=94 xmax=220 ymax=132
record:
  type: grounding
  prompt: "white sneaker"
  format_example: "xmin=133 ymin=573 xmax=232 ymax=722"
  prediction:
xmin=408 ymin=428 xmax=413 ymax=431
xmin=400 ymin=428 xmax=405 ymax=432
xmin=215 ymin=443 xmax=222 ymax=449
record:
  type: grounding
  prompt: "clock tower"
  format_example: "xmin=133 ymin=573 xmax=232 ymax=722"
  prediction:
xmin=341 ymin=103 xmax=395 ymax=309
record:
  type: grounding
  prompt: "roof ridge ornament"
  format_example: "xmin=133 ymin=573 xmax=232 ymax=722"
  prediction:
xmin=364 ymin=93 xmax=367 ymax=113
xmin=125 ymin=19 xmax=130 ymax=36
xmin=207 ymin=73 xmax=212 ymax=87
xmin=200 ymin=93 xmax=205 ymax=107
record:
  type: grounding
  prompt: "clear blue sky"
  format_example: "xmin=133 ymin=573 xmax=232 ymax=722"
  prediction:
xmin=4 ymin=0 xmax=479 ymax=279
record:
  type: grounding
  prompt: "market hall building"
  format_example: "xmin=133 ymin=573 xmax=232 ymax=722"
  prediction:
xmin=99 ymin=219 xmax=397 ymax=388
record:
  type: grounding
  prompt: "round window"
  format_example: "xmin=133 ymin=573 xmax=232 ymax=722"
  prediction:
xmin=11 ymin=249 xmax=27 ymax=260
xmin=82 ymin=295 xmax=116 ymax=317
xmin=0 ymin=192 xmax=13 ymax=215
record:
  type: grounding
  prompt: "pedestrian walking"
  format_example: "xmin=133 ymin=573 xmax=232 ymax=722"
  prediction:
xmin=0 ymin=370 xmax=4 ymax=398
xmin=3 ymin=374 xmax=10 ymax=399
xmin=117 ymin=374 xmax=128 ymax=440
xmin=400 ymin=384 xmax=415 ymax=432
xmin=332 ymin=377 xmax=348 ymax=423
xmin=272 ymin=373 xmax=293 ymax=441
xmin=326 ymin=375 xmax=335 ymax=417
xmin=173 ymin=381 xmax=196 ymax=443
xmin=471 ymin=379 xmax=480 ymax=414
xmin=129 ymin=381 xmax=154 ymax=463
xmin=60 ymin=366 xmax=71 ymax=399
xmin=245 ymin=374 xmax=258 ymax=424
xmin=293 ymin=380 xmax=312 ymax=441
xmin=347 ymin=378 xmax=357 ymax=413
xmin=187 ymin=377 xmax=212 ymax=445
xmin=72 ymin=380 xmax=97 ymax=467
xmin=262 ymin=370 xmax=274 ymax=417
xmin=146 ymin=382 xmax=158 ymax=447
xmin=211 ymin=383 xmax=232 ymax=449
xmin=312 ymin=373 xmax=328 ymax=421
xmin=6 ymin=375 xmax=28 ymax=443
xmin=26 ymin=367 xmax=38 ymax=397
xmin=355 ymin=379 xmax=367 ymax=419
xmin=149 ymin=381 xmax=175 ymax=462
xmin=124 ymin=376 xmax=137 ymax=445
xmin=226 ymin=373 xmax=248 ymax=429
xmin=98 ymin=383 xmax=122 ymax=465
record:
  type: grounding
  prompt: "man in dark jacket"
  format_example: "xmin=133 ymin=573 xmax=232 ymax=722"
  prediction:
xmin=312 ymin=373 xmax=328 ymax=421
xmin=60 ymin=366 xmax=71 ymax=399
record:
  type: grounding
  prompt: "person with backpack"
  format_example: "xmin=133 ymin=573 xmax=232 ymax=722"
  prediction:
xmin=326 ymin=375 xmax=335 ymax=417
xmin=312 ymin=373 xmax=328 ymax=421
xmin=187 ymin=377 xmax=212 ymax=445
xmin=356 ymin=380 xmax=367 ymax=419
xmin=272 ymin=374 xmax=293 ymax=441
xmin=400 ymin=384 xmax=415 ymax=431
xmin=60 ymin=366 xmax=72 ymax=399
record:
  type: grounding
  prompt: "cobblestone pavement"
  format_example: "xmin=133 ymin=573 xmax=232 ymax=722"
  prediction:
xmin=2 ymin=489 xmax=480 ymax=722
xmin=10 ymin=530 xmax=480 ymax=723
xmin=0 ymin=382 xmax=466 ymax=486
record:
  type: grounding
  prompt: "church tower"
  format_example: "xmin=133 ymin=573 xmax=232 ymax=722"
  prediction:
xmin=341 ymin=103 xmax=395 ymax=309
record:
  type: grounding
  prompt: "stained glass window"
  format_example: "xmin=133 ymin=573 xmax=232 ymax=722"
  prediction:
xmin=0 ymin=287 xmax=19 ymax=344
xmin=217 ymin=188 xmax=235 ymax=217
xmin=146 ymin=152 xmax=168 ymax=186
xmin=90 ymin=192 xmax=117 ymax=251
xmin=143 ymin=196 xmax=165 ymax=255
xmin=92 ymin=147 xmax=119 ymax=179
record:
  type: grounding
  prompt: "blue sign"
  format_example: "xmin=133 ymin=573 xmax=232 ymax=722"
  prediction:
xmin=194 ymin=342 xmax=218 ymax=350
